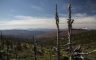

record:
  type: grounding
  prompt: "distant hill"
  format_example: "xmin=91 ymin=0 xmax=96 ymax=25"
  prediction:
xmin=37 ymin=29 xmax=88 ymax=39
xmin=0 ymin=29 xmax=96 ymax=60
xmin=0 ymin=29 xmax=55 ymax=39
xmin=0 ymin=29 xmax=90 ymax=39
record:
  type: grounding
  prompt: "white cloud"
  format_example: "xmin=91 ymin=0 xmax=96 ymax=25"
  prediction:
xmin=0 ymin=16 xmax=56 ymax=29
xmin=72 ymin=14 xmax=96 ymax=29
xmin=59 ymin=14 xmax=96 ymax=29
xmin=0 ymin=14 xmax=96 ymax=30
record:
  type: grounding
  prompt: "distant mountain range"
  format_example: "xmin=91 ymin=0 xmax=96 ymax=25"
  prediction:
xmin=0 ymin=29 xmax=90 ymax=40
xmin=37 ymin=29 xmax=89 ymax=39
xmin=0 ymin=29 xmax=56 ymax=39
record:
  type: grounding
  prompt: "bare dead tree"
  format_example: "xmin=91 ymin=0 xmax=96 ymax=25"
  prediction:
xmin=55 ymin=4 xmax=60 ymax=60
xmin=33 ymin=35 xmax=37 ymax=60
xmin=0 ymin=32 xmax=4 ymax=50
xmin=66 ymin=0 xmax=96 ymax=60
xmin=67 ymin=0 xmax=74 ymax=60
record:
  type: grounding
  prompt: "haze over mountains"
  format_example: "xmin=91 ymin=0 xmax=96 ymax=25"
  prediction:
xmin=0 ymin=29 xmax=90 ymax=39
xmin=0 ymin=29 xmax=56 ymax=39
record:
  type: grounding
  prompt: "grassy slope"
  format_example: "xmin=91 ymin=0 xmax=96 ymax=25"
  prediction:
xmin=71 ymin=30 xmax=96 ymax=60
xmin=38 ymin=30 xmax=96 ymax=60
xmin=0 ymin=29 xmax=96 ymax=60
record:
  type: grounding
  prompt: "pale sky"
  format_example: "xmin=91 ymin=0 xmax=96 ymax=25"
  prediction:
xmin=0 ymin=0 xmax=96 ymax=30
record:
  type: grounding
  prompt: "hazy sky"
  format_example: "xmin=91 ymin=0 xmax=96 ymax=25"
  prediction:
xmin=0 ymin=0 xmax=96 ymax=29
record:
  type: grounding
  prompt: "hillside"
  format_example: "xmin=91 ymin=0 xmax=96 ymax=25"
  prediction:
xmin=37 ymin=29 xmax=87 ymax=38
xmin=0 ymin=29 xmax=96 ymax=60
xmin=0 ymin=29 xmax=54 ymax=39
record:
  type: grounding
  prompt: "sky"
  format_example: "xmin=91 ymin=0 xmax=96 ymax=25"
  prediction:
xmin=0 ymin=0 xmax=96 ymax=30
